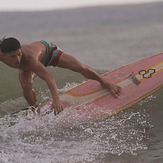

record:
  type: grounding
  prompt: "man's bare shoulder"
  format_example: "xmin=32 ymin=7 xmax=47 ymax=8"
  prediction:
xmin=20 ymin=54 xmax=36 ymax=69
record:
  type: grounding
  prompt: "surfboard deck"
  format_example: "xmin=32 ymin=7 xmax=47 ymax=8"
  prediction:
xmin=38 ymin=53 xmax=163 ymax=124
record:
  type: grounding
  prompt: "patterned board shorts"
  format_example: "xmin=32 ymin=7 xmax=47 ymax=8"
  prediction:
xmin=40 ymin=40 xmax=63 ymax=67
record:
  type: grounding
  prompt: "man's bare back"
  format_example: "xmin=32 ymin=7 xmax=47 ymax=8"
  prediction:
xmin=21 ymin=42 xmax=46 ymax=64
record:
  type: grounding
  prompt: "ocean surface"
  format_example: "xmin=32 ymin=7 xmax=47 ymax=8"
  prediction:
xmin=0 ymin=2 xmax=163 ymax=163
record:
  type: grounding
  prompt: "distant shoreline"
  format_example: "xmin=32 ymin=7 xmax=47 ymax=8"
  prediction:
xmin=0 ymin=1 xmax=162 ymax=13
xmin=1 ymin=1 xmax=162 ymax=34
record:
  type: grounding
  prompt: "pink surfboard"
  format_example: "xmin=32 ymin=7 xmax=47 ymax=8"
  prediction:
xmin=39 ymin=53 xmax=163 ymax=125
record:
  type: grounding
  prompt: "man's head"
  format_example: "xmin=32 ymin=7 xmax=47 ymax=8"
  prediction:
xmin=0 ymin=37 xmax=21 ymax=53
xmin=0 ymin=37 xmax=22 ymax=68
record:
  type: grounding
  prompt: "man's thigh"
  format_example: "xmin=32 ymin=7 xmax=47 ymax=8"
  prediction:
xmin=57 ymin=53 xmax=84 ymax=73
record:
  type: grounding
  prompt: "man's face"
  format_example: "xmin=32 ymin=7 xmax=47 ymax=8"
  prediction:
xmin=2 ymin=49 xmax=23 ymax=68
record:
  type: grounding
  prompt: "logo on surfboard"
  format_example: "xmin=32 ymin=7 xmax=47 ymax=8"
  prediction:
xmin=128 ymin=72 xmax=141 ymax=86
xmin=128 ymin=68 xmax=156 ymax=86
xmin=138 ymin=69 xmax=156 ymax=79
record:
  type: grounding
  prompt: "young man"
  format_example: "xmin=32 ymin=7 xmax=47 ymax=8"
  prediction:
xmin=0 ymin=37 xmax=121 ymax=115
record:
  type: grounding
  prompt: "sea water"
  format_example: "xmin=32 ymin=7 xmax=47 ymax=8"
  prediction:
xmin=0 ymin=2 xmax=163 ymax=163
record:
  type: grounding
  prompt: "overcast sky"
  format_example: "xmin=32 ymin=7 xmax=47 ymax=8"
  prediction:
xmin=0 ymin=0 xmax=161 ymax=11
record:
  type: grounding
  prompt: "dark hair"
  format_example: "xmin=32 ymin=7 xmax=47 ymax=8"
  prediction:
xmin=0 ymin=37 xmax=21 ymax=53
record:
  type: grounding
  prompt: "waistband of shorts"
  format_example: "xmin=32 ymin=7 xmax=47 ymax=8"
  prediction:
xmin=40 ymin=40 xmax=54 ymax=53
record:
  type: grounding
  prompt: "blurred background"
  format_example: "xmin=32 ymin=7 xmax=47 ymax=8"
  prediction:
xmin=0 ymin=0 xmax=163 ymax=162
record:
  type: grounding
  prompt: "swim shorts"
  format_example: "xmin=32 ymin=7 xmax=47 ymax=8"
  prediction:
xmin=40 ymin=40 xmax=63 ymax=67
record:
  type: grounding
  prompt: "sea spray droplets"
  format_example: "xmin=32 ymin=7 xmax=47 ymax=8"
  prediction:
xmin=0 ymin=94 xmax=153 ymax=162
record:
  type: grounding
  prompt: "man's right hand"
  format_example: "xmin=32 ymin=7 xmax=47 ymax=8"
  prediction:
xmin=51 ymin=99 xmax=64 ymax=115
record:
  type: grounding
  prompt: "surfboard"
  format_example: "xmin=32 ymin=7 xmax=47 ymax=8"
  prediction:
xmin=38 ymin=53 xmax=163 ymax=124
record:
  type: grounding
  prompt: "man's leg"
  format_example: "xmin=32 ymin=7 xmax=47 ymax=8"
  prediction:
xmin=57 ymin=53 xmax=121 ymax=97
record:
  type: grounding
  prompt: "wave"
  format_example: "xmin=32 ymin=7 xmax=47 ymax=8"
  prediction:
xmin=0 ymin=91 xmax=161 ymax=162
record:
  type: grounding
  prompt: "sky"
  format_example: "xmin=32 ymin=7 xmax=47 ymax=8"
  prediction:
xmin=0 ymin=0 xmax=161 ymax=11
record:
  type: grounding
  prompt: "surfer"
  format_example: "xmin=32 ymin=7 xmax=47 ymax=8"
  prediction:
xmin=0 ymin=37 xmax=121 ymax=115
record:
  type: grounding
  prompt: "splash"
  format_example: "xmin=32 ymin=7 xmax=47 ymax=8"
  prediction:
xmin=0 ymin=107 xmax=153 ymax=162
xmin=0 ymin=86 xmax=156 ymax=163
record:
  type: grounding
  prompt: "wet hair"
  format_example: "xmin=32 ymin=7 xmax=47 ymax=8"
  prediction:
xmin=0 ymin=37 xmax=21 ymax=53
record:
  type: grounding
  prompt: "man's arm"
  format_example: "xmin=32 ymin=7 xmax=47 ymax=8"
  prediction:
xmin=21 ymin=60 xmax=63 ymax=115
xmin=19 ymin=70 xmax=37 ymax=107
xmin=34 ymin=61 xmax=63 ymax=114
